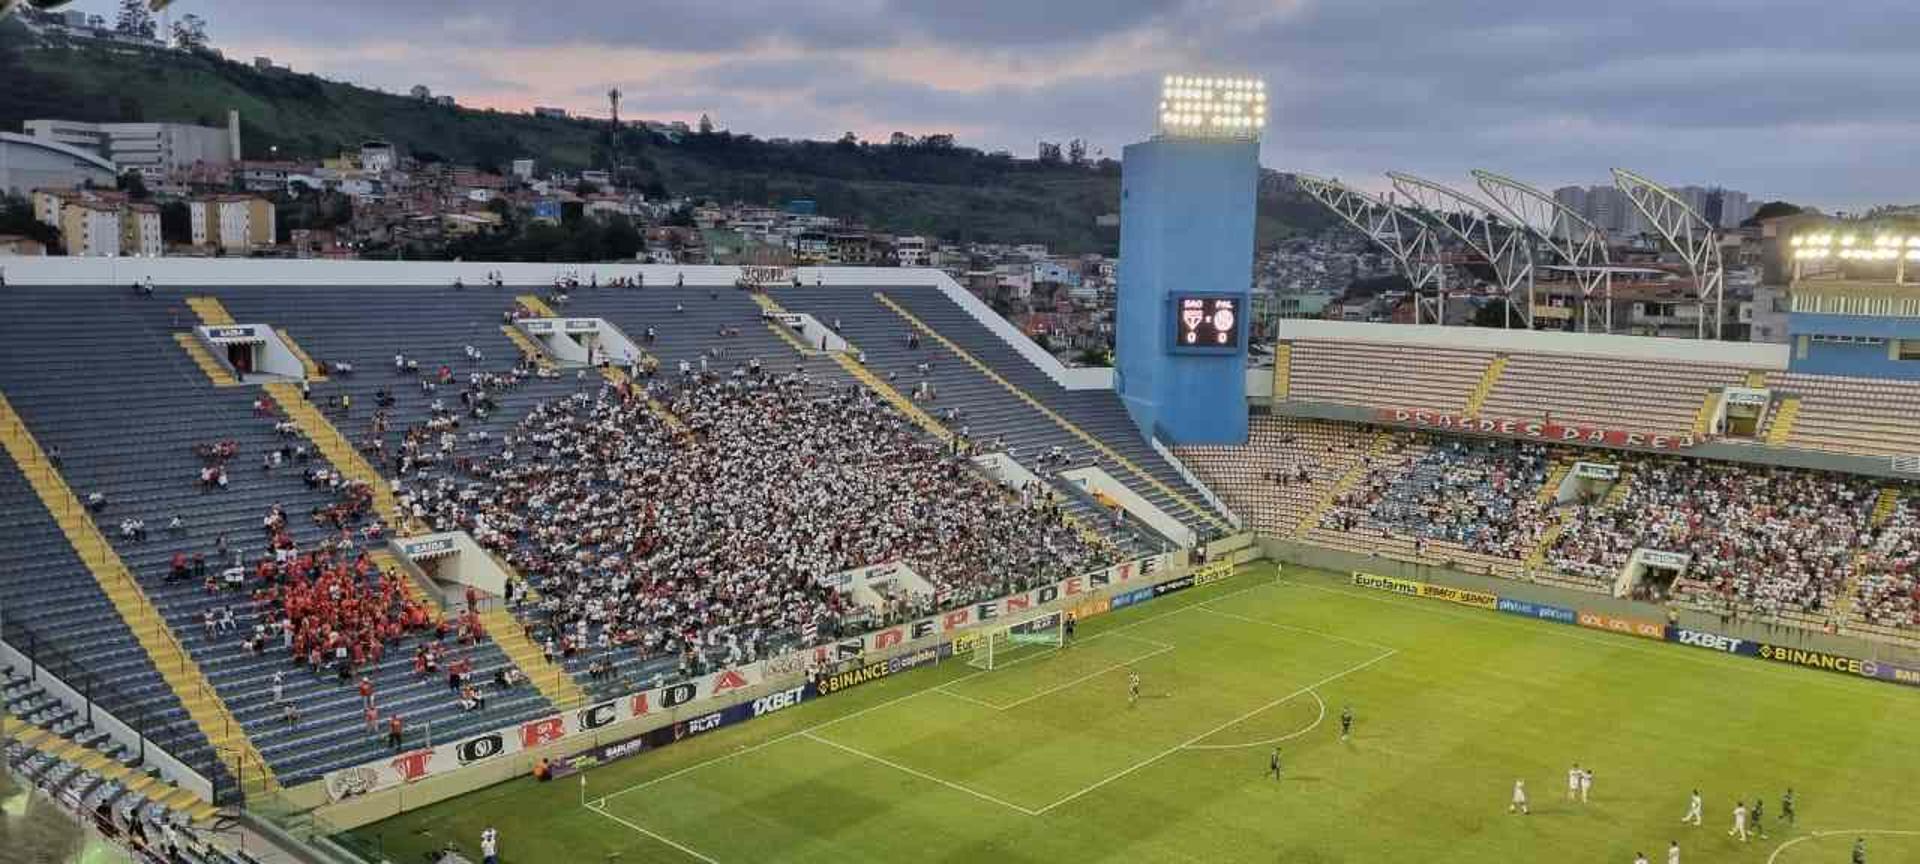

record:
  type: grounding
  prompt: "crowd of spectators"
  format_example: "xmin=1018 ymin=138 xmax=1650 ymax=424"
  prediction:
xmin=1318 ymin=436 xmax=1551 ymax=560
xmin=1856 ymin=497 xmax=1920 ymax=630
xmin=1547 ymin=459 xmax=1876 ymax=618
xmin=394 ymin=369 xmax=1110 ymax=680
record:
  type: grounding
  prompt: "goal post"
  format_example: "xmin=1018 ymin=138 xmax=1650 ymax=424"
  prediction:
xmin=968 ymin=611 xmax=1064 ymax=671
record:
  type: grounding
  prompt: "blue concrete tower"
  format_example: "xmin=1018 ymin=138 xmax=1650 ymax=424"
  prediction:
xmin=1114 ymin=134 xmax=1259 ymax=446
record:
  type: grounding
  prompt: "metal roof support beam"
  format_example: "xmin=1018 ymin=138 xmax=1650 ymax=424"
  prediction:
xmin=1613 ymin=168 xmax=1724 ymax=340
xmin=1387 ymin=172 xmax=1535 ymax=330
xmin=1472 ymin=169 xmax=1613 ymax=333
xmin=1295 ymin=174 xmax=1447 ymax=325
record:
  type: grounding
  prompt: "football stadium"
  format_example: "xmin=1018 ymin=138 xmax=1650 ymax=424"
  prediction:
xmin=4 ymin=74 xmax=1920 ymax=864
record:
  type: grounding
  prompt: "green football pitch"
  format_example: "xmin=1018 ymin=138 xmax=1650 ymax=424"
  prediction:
xmin=353 ymin=563 xmax=1920 ymax=863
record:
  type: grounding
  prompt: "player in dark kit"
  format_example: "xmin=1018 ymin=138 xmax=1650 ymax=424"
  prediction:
xmin=1340 ymin=705 xmax=1353 ymax=742
xmin=1063 ymin=614 xmax=1076 ymax=646
xmin=1779 ymin=788 xmax=1794 ymax=826
xmin=1268 ymin=747 xmax=1282 ymax=780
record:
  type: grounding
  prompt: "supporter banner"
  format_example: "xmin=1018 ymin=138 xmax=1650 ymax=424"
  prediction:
xmin=324 ymin=664 xmax=763 ymax=800
xmin=1071 ymin=598 xmax=1112 ymax=621
xmin=815 ymin=553 xmax=1167 ymax=661
xmin=1575 ymin=610 xmax=1668 ymax=641
xmin=1495 ymin=597 xmax=1578 ymax=625
xmin=1153 ymin=575 xmax=1195 ymax=596
xmin=1190 ymin=560 xmax=1234 ymax=586
xmin=1375 ymin=408 xmax=1698 ymax=451
xmin=1670 ymin=627 xmax=1748 ymax=654
xmin=1350 ymin=571 xmax=1423 ymax=597
xmin=1418 ymin=583 xmax=1498 ymax=610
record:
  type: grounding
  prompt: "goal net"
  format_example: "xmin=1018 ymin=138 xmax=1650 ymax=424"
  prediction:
xmin=968 ymin=611 xmax=1064 ymax=671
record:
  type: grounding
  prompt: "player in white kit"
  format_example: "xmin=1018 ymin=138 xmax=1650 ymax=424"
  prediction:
xmin=1579 ymin=767 xmax=1593 ymax=803
xmin=1728 ymin=801 xmax=1749 ymax=842
xmin=1668 ymin=840 xmax=1681 ymax=864
xmin=1681 ymin=789 xmax=1703 ymax=825
xmin=1509 ymin=779 xmax=1529 ymax=815
xmin=1568 ymin=764 xmax=1582 ymax=801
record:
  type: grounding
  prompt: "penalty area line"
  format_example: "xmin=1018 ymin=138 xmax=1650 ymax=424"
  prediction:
xmin=1182 ymin=689 xmax=1326 ymax=751
xmin=800 ymin=731 xmax=1042 ymax=816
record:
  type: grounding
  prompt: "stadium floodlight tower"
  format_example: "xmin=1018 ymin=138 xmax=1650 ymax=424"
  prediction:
xmin=1613 ymin=168 xmax=1724 ymax=339
xmin=1115 ymin=74 xmax=1263 ymax=446
xmin=1294 ymin=174 xmax=1448 ymax=324
xmin=1388 ymin=171 xmax=1536 ymax=330
xmin=1473 ymin=169 xmax=1614 ymax=333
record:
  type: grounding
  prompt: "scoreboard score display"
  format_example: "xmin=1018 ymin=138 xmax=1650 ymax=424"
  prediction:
xmin=1171 ymin=295 xmax=1241 ymax=350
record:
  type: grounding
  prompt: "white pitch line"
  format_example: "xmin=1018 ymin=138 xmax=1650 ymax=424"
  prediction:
xmin=1182 ymin=689 xmax=1326 ymax=751
xmin=597 ymin=577 xmax=1266 ymax=804
xmin=1766 ymin=829 xmax=1920 ymax=864
xmin=1031 ymin=647 xmax=1398 ymax=815
xmin=930 ymin=684 xmax=1004 ymax=709
xmin=992 ymin=643 xmax=1176 ymax=711
xmin=586 ymin=800 xmax=721 ymax=864
xmin=801 ymin=732 xmax=1041 ymax=816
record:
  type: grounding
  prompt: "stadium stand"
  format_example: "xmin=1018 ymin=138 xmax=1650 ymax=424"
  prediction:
xmin=1280 ymin=340 xmax=1494 ymax=413
xmin=0 ymin=287 xmax=552 ymax=788
xmin=1476 ymin=352 xmax=1749 ymax=435
xmin=1765 ymin=372 xmax=1920 ymax=458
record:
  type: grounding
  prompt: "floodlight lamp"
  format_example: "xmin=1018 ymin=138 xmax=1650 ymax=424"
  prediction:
xmin=1841 ymin=234 xmax=1857 ymax=246
xmin=1909 ymin=250 xmax=1920 ymax=261
xmin=1790 ymin=235 xmax=1804 ymax=247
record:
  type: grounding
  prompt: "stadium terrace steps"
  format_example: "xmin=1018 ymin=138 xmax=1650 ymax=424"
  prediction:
xmin=1464 ymin=355 xmax=1508 ymax=415
xmin=599 ymin=364 xmax=687 ymax=433
xmin=172 ymin=333 xmax=240 ymax=388
xmin=184 ymin=296 xmax=236 ymax=327
xmin=2 ymin=715 xmax=223 ymax=827
xmin=1873 ymin=487 xmax=1901 ymax=526
xmin=477 ymin=605 xmax=587 ymax=708
xmin=1691 ymin=390 xmax=1723 ymax=437
xmin=499 ymin=324 xmax=556 ymax=371
xmin=515 ymin=294 xmax=558 ymax=318
xmin=1535 ymin=459 xmax=1572 ymax=506
xmin=1294 ymin=430 xmax=1390 ymax=539
xmin=1745 ymin=370 xmax=1768 ymax=389
xmin=276 ymin=328 xmax=328 ymax=381
xmin=749 ymin=293 xmax=825 ymax=357
xmin=1272 ymin=343 xmax=1292 ymax=400
xmin=872 ymin=290 xmax=1229 ymax=536
xmin=0 ymin=389 xmax=275 ymax=795
xmin=1764 ymin=396 xmax=1801 ymax=446
xmin=1286 ymin=340 xmax=1492 ymax=414
xmin=261 ymin=382 xmax=404 ymax=532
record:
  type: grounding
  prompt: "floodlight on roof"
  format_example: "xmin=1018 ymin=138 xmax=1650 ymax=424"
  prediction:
xmin=1157 ymin=74 xmax=1267 ymax=141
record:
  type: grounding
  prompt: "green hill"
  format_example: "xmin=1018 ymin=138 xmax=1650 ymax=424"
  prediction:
xmin=0 ymin=21 xmax=1332 ymax=254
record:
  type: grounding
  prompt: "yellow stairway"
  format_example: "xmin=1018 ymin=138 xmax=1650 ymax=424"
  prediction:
xmin=1764 ymin=396 xmax=1801 ymax=446
xmin=599 ymin=364 xmax=687 ymax=433
xmin=1464 ymin=355 xmax=1508 ymax=415
xmin=1535 ymin=460 xmax=1572 ymax=505
xmin=1745 ymin=370 xmax=1768 ymax=389
xmin=516 ymin=294 xmax=558 ymax=318
xmin=172 ymin=333 xmax=239 ymax=387
xmin=749 ymin=292 xmax=824 ymax=356
xmin=1691 ymin=390 xmax=1723 ymax=437
xmin=1272 ymin=342 xmax=1293 ymax=400
xmin=276 ymin=328 xmax=328 ymax=380
xmin=0 ymin=391 xmax=274 ymax=794
xmin=184 ymin=296 xmax=235 ymax=326
xmin=875 ymin=292 xmax=1230 ymax=534
xmin=1873 ymin=487 xmax=1901 ymax=527
xmin=500 ymin=325 xmax=556 ymax=372
xmin=263 ymin=382 xmax=403 ymax=532
xmin=1294 ymin=431 xmax=1388 ymax=538
xmin=477 ymin=605 xmax=587 ymax=708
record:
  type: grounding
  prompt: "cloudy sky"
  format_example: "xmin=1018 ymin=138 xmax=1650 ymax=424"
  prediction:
xmin=72 ymin=0 xmax=1920 ymax=211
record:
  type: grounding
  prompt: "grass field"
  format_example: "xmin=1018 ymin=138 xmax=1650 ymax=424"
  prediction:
xmin=354 ymin=563 xmax=1920 ymax=863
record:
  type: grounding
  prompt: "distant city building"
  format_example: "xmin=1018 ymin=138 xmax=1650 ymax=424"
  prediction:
xmin=533 ymin=107 xmax=569 ymax=119
xmin=895 ymin=235 xmax=930 ymax=267
xmin=0 ymin=132 xmax=117 ymax=196
xmin=120 ymin=202 xmax=162 ymax=257
xmin=510 ymin=158 xmax=536 ymax=181
xmin=59 ymin=201 xmax=120 ymax=257
xmin=22 ymin=115 xmax=241 ymax=181
xmin=360 ymin=141 xmax=396 ymax=173
xmin=1554 ymin=182 xmax=1756 ymax=239
xmin=189 ymin=195 xmax=275 ymax=253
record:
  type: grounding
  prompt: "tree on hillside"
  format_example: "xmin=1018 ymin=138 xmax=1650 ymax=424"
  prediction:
xmin=159 ymin=200 xmax=191 ymax=245
xmin=698 ymin=113 xmax=713 ymax=135
xmin=115 ymin=169 xmax=149 ymax=200
xmin=1067 ymin=138 xmax=1088 ymax=167
xmin=1741 ymin=201 xmax=1803 ymax=227
xmin=1037 ymin=141 xmax=1063 ymax=165
xmin=115 ymin=0 xmax=155 ymax=39
xmin=170 ymin=14 xmax=208 ymax=51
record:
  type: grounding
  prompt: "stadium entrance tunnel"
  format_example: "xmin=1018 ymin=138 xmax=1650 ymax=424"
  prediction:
xmin=514 ymin=317 xmax=644 ymax=368
xmin=195 ymin=324 xmax=308 ymax=382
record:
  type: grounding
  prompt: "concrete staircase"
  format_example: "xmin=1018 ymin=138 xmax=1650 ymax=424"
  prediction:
xmin=1691 ymin=390 xmax=1723 ymax=437
xmin=749 ymin=293 xmax=824 ymax=357
xmin=477 ymin=605 xmax=587 ymax=709
xmin=1764 ymin=396 xmax=1801 ymax=445
xmin=1464 ymin=355 xmax=1508 ymax=415
xmin=276 ymin=328 xmax=329 ymax=380
xmin=875 ymin=291 xmax=1230 ymax=535
xmin=1535 ymin=459 xmax=1573 ymax=506
xmin=1293 ymin=430 xmax=1388 ymax=538
xmin=1873 ymin=487 xmax=1901 ymax=526
xmin=0 ymin=389 xmax=275 ymax=796
xmin=1745 ymin=370 xmax=1768 ymax=389
xmin=261 ymin=382 xmax=403 ymax=532
xmin=2 ymin=715 xmax=221 ymax=825
xmin=1272 ymin=342 xmax=1292 ymax=400
xmin=171 ymin=333 xmax=239 ymax=388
